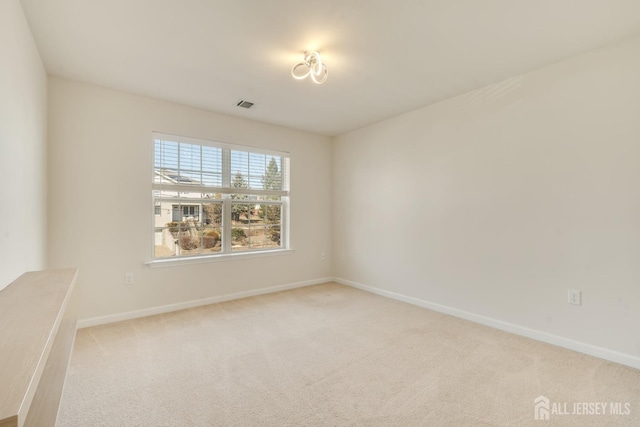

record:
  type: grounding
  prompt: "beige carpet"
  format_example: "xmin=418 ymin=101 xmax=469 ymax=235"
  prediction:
xmin=58 ymin=283 xmax=640 ymax=426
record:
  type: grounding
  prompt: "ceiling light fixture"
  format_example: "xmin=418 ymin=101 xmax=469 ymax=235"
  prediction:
xmin=291 ymin=51 xmax=328 ymax=84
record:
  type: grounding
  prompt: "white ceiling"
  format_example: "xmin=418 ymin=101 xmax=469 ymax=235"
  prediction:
xmin=20 ymin=0 xmax=640 ymax=136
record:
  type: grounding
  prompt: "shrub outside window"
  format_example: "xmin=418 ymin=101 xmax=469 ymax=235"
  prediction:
xmin=153 ymin=133 xmax=289 ymax=259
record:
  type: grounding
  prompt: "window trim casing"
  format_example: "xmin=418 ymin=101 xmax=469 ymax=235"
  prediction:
xmin=145 ymin=248 xmax=294 ymax=268
xmin=149 ymin=132 xmax=291 ymax=265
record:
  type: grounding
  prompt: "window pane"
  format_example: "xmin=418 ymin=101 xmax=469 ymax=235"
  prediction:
xmin=248 ymin=152 xmax=266 ymax=189
xmin=267 ymin=225 xmax=281 ymax=247
xmin=172 ymin=204 xmax=200 ymax=221
xmin=202 ymin=226 xmax=222 ymax=253
xmin=201 ymin=172 xmax=221 ymax=187
xmin=155 ymin=140 xmax=224 ymax=187
xmin=260 ymin=203 xmax=281 ymax=225
xmin=154 ymin=191 xmax=176 ymax=228
xmin=155 ymin=227 xmax=177 ymax=258
xmin=202 ymin=146 xmax=222 ymax=186
xmin=246 ymin=226 xmax=268 ymax=249
xmin=179 ymin=143 xmax=201 ymax=182
xmin=229 ymin=202 xmax=281 ymax=251
xmin=263 ymin=156 xmax=282 ymax=191
xmin=154 ymin=140 xmax=179 ymax=184
xmin=231 ymin=226 xmax=249 ymax=252
xmin=258 ymin=195 xmax=281 ymax=202
xmin=178 ymin=227 xmax=201 ymax=255
xmin=230 ymin=151 xmax=249 ymax=186
xmin=230 ymin=150 xmax=283 ymax=191
xmin=155 ymin=140 xmax=178 ymax=170
xmin=202 ymin=202 xmax=222 ymax=226
xmin=231 ymin=201 xmax=253 ymax=224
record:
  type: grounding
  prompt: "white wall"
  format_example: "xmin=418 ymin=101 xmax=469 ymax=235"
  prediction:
xmin=333 ymin=36 xmax=640 ymax=359
xmin=48 ymin=77 xmax=332 ymax=320
xmin=0 ymin=0 xmax=48 ymax=290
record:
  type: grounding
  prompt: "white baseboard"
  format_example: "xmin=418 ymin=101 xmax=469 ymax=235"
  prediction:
xmin=78 ymin=277 xmax=333 ymax=329
xmin=333 ymin=277 xmax=640 ymax=371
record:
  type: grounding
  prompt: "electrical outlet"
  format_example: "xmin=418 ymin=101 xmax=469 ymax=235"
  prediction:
xmin=321 ymin=252 xmax=326 ymax=260
xmin=568 ymin=289 xmax=581 ymax=306
xmin=125 ymin=272 xmax=134 ymax=285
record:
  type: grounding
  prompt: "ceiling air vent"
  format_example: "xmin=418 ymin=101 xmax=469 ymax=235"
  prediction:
xmin=236 ymin=100 xmax=255 ymax=109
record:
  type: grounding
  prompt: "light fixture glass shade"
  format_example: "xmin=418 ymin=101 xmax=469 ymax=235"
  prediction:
xmin=291 ymin=63 xmax=311 ymax=80
xmin=291 ymin=51 xmax=328 ymax=84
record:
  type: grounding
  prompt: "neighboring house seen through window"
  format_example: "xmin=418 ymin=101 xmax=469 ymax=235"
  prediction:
xmin=153 ymin=133 xmax=289 ymax=259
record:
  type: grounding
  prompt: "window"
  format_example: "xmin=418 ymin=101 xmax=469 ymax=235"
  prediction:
xmin=153 ymin=133 xmax=289 ymax=260
xmin=172 ymin=204 xmax=200 ymax=222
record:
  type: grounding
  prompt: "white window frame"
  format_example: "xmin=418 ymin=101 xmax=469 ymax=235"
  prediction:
xmin=147 ymin=132 xmax=291 ymax=267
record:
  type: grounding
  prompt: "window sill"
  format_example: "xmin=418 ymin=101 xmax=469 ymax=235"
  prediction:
xmin=145 ymin=249 xmax=294 ymax=268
